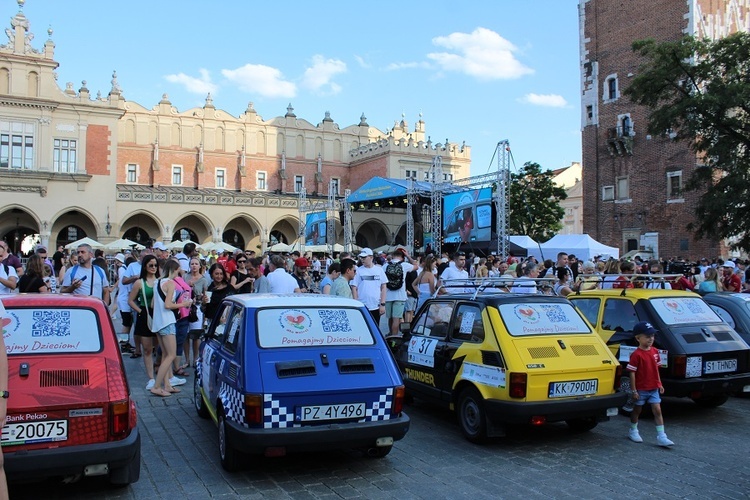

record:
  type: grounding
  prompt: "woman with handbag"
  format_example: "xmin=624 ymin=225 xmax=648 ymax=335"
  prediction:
xmin=128 ymin=255 xmax=159 ymax=391
xmin=150 ymin=259 xmax=193 ymax=397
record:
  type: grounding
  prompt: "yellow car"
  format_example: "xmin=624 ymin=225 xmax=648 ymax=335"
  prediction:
xmin=569 ymin=287 xmax=750 ymax=407
xmin=392 ymin=293 xmax=625 ymax=443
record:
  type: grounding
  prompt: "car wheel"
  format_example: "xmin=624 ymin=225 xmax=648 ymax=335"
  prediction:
xmin=364 ymin=445 xmax=392 ymax=458
xmin=565 ymin=418 xmax=599 ymax=432
xmin=194 ymin=376 xmax=209 ymax=419
xmin=109 ymin=441 xmax=141 ymax=486
xmin=457 ymin=387 xmax=488 ymax=444
xmin=218 ymin=411 xmax=242 ymax=472
xmin=692 ymin=394 xmax=729 ymax=408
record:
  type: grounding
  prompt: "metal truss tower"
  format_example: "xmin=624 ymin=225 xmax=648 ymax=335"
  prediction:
xmin=327 ymin=179 xmax=337 ymax=257
xmin=495 ymin=140 xmax=511 ymax=258
xmin=298 ymin=188 xmax=307 ymax=253
xmin=343 ymin=188 xmax=353 ymax=252
xmin=429 ymin=155 xmax=444 ymax=257
xmin=405 ymin=177 xmax=415 ymax=254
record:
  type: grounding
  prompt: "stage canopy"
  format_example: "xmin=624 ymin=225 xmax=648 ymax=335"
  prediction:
xmin=347 ymin=177 xmax=432 ymax=205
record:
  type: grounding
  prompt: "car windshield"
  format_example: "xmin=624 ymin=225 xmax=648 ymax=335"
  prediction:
xmin=3 ymin=306 xmax=102 ymax=355
xmin=650 ymin=297 xmax=723 ymax=325
xmin=256 ymin=307 xmax=376 ymax=348
xmin=497 ymin=302 xmax=592 ymax=336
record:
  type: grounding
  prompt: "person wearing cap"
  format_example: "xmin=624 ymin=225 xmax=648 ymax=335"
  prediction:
xmin=626 ymin=321 xmax=674 ymax=447
xmin=113 ymin=253 xmax=134 ymax=352
xmin=721 ymin=261 xmax=742 ymax=292
xmin=267 ymin=254 xmax=300 ymax=294
xmin=384 ymin=247 xmax=416 ymax=335
xmin=152 ymin=241 xmax=168 ymax=259
xmin=293 ymin=257 xmax=313 ymax=293
xmin=351 ymin=248 xmax=387 ymax=327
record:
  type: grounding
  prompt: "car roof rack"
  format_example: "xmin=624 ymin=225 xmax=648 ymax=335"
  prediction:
xmin=437 ymin=277 xmax=558 ymax=300
xmin=573 ymin=273 xmax=684 ymax=296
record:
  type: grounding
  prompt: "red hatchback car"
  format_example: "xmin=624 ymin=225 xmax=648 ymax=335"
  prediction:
xmin=0 ymin=294 xmax=140 ymax=486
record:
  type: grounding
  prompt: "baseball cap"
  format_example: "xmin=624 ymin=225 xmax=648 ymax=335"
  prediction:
xmin=114 ymin=253 xmax=126 ymax=264
xmin=359 ymin=248 xmax=373 ymax=257
xmin=721 ymin=261 xmax=736 ymax=270
xmin=633 ymin=321 xmax=658 ymax=336
xmin=294 ymin=257 xmax=309 ymax=268
xmin=216 ymin=247 xmax=224 ymax=254
xmin=153 ymin=241 xmax=167 ymax=251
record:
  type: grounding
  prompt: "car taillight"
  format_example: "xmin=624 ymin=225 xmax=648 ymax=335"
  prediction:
xmin=244 ymin=394 xmax=263 ymax=425
xmin=110 ymin=400 xmax=130 ymax=438
xmin=392 ymin=386 xmax=405 ymax=415
xmin=509 ymin=373 xmax=527 ymax=399
xmin=614 ymin=364 xmax=623 ymax=390
xmin=672 ymin=355 xmax=686 ymax=377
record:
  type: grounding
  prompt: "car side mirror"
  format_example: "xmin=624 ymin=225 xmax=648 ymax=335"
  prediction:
xmin=399 ymin=322 xmax=412 ymax=341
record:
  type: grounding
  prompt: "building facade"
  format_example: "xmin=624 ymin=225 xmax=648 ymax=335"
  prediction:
xmin=579 ymin=0 xmax=749 ymax=259
xmin=0 ymin=4 xmax=471 ymax=255
xmin=552 ymin=161 xmax=583 ymax=235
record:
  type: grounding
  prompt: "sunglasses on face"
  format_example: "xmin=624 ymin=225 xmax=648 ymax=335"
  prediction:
xmin=237 ymin=260 xmax=246 ymax=263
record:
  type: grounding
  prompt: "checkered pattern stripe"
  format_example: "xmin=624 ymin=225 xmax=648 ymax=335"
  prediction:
xmin=220 ymin=382 xmax=248 ymax=428
xmin=262 ymin=388 xmax=395 ymax=428
xmin=263 ymin=394 xmax=298 ymax=429
xmin=365 ymin=387 xmax=393 ymax=421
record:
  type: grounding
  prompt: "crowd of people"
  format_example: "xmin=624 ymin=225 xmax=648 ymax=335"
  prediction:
xmin=2 ymin=239 xmax=749 ymax=396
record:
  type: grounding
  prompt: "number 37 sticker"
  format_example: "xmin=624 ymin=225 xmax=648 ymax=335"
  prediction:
xmin=408 ymin=336 xmax=439 ymax=368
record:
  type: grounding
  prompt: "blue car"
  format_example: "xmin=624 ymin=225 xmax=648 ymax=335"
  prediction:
xmin=194 ymin=294 xmax=409 ymax=471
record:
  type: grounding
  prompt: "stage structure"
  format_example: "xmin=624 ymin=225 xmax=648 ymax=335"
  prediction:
xmin=405 ymin=139 xmax=512 ymax=258
xmin=298 ymin=178 xmax=347 ymax=256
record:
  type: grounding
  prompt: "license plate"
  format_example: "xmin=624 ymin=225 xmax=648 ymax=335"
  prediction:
xmin=548 ymin=379 xmax=598 ymax=398
xmin=704 ymin=359 xmax=737 ymax=374
xmin=1 ymin=420 xmax=68 ymax=446
xmin=299 ymin=403 xmax=366 ymax=422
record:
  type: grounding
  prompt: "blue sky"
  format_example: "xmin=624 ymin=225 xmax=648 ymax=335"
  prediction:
xmin=17 ymin=0 xmax=582 ymax=177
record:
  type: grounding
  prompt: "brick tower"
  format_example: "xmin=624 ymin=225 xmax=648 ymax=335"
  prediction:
xmin=579 ymin=0 xmax=749 ymax=260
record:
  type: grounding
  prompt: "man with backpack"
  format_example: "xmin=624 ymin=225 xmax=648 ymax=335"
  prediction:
xmin=384 ymin=247 xmax=416 ymax=336
xmin=61 ymin=243 xmax=110 ymax=303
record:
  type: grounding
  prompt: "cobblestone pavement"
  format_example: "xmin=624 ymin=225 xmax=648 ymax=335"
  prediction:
xmin=9 ymin=324 xmax=750 ymax=499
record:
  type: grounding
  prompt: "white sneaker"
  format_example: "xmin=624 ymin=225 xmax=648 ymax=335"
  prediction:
xmin=628 ymin=429 xmax=643 ymax=443
xmin=169 ymin=376 xmax=186 ymax=387
xmin=145 ymin=379 xmax=155 ymax=390
xmin=622 ymin=400 xmax=634 ymax=413
xmin=657 ymin=433 xmax=674 ymax=447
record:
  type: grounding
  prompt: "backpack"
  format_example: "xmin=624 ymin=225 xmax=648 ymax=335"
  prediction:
xmin=385 ymin=262 xmax=404 ymax=291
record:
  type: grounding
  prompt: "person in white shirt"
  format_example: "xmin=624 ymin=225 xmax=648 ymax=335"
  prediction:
xmin=438 ymin=251 xmax=470 ymax=294
xmin=61 ymin=244 xmax=110 ymax=303
xmin=511 ymin=262 xmax=539 ymax=294
xmin=351 ymin=248 xmax=387 ymax=325
xmin=384 ymin=248 xmax=416 ymax=335
xmin=266 ymin=254 xmax=300 ymax=294
xmin=0 ymin=242 xmax=18 ymax=294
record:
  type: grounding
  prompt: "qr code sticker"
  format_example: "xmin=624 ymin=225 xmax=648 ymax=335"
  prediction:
xmin=318 ymin=310 xmax=352 ymax=333
xmin=540 ymin=304 xmax=567 ymax=323
xmin=32 ymin=310 xmax=71 ymax=337
xmin=685 ymin=300 xmax=704 ymax=314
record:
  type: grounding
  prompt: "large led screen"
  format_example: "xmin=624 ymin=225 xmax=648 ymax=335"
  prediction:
xmin=442 ymin=187 xmax=493 ymax=243
xmin=305 ymin=212 xmax=327 ymax=245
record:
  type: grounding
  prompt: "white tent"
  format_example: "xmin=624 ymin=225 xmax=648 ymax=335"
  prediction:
xmin=64 ymin=237 xmax=104 ymax=250
xmin=531 ymin=234 xmax=619 ymax=262
xmin=166 ymin=239 xmax=197 ymax=251
xmin=104 ymin=238 xmax=145 ymax=251
xmin=509 ymin=235 xmax=539 ymax=256
xmin=200 ymin=241 xmax=239 ymax=254
xmin=269 ymin=242 xmax=291 ymax=253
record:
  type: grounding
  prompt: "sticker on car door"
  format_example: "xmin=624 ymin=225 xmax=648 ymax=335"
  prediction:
xmin=408 ymin=336 xmax=439 ymax=367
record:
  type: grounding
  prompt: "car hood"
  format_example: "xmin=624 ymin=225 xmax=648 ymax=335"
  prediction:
xmin=256 ymin=347 xmax=400 ymax=393
xmin=7 ymin=355 xmax=123 ymax=412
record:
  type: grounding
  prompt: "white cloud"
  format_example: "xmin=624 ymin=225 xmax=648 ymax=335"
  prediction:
xmin=354 ymin=55 xmax=370 ymax=68
xmin=164 ymin=68 xmax=217 ymax=95
xmin=519 ymin=93 xmax=568 ymax=107
xmin=427 ymin=27 xmax=533 ymax=80
xmin=385 ymin=61 xmax=431 ymax=71
xmin=221 ymin=64 xmax=296 ymax=98
xmin=301 ymin=55 xmax=347 ymax=95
